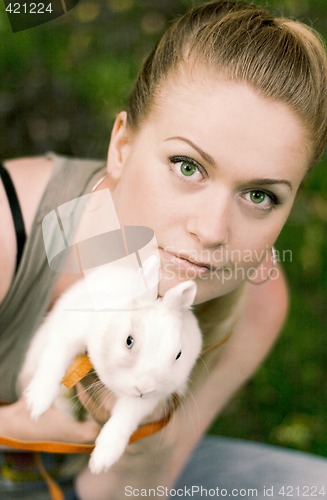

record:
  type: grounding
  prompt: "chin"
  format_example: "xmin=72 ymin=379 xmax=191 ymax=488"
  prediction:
xmin=158 ymin=272 xmax=242 ymax=305
xmin=158 ymin=274 xmax=183 ymax=297
xmin=157 ymin=274 xmax=211 ymax=304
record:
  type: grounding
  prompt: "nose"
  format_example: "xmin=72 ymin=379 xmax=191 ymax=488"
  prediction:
xmin=186 ymin=189 xmax=230 ymax=248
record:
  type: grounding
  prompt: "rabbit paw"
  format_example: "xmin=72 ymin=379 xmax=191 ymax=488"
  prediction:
xmin=89 ymin=440 xmax=125 ymax=474
xmin=24 ymin=381 xmax=56 ymax=420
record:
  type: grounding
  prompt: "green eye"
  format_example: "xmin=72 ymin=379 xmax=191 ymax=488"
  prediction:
xmin=250 ymin=190 xmax=266 ymax=204
xmin=180 ymin=161 xmax=197 ymax=176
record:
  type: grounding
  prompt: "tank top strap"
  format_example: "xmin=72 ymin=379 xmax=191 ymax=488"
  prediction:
xmin=0 ymin=162 xmax=27 ymax=272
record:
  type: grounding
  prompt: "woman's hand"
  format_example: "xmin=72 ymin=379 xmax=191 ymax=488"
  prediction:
xmin=0 ymin=370 xmax=116 ymax=447
xmin=0 ymin=397 xmax=101 ymax=445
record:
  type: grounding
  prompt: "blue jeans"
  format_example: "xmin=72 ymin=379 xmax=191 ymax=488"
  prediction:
xmin=172 ymin=436 xmax=327 ymax=499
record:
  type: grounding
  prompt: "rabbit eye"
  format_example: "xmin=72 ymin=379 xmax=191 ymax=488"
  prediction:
xmin=126 ymin=335 xmax=134 ymax=349
xmin=175 ymin=350 xmax=182 ymax=360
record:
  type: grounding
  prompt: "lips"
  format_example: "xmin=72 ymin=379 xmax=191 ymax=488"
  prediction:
xmin=175 ymin=253 xmax=217 ymax=271
xmin=160 ymin=248 xmax=220 ymax=277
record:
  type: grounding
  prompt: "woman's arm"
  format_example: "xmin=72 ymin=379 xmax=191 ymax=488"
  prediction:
xmin=75 ymin=266 xmax=289 ymax=499
xmin=0 ymin=156 xmax=102 ymax=445
xmin=0 ymin=398 xmax=100 ymax=445
xmin=165 ymin=264 xmax=289 ymax=481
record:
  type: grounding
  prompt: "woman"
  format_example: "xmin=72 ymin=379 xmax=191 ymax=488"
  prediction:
xmin=1 ymin=1 xmax=327 ymax=499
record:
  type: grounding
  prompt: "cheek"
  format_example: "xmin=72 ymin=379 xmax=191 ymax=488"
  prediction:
xmin=112 ymin=164 xmax=170 ymax=227
xmin=235 ymin=213 xmax=287 ymax=258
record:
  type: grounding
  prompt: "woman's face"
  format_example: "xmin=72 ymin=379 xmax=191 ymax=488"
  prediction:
xmin=107 ymin=77 xmax=310 ymax=304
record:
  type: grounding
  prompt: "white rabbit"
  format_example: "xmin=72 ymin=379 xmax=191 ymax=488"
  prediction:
xmin=19 ymin=257 xmax=202 ymax=474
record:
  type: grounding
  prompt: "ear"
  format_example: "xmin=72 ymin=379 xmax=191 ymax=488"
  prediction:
xmin=106 ymin=111 xmax=131 ymax=180
xmin=163 ymin=280 xmax=197 ymax=310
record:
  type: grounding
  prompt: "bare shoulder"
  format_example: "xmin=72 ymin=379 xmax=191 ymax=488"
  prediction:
xmin=0 ymin=155 xmax=55 ymax=303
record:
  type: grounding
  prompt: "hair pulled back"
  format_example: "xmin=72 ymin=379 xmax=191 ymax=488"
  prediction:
xmin=127 ymin=1 xmax=327 ymax=167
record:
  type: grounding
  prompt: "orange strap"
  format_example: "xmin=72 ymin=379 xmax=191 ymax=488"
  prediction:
xmin=61 ymin=353 xmax=93 ymax=389
xmin=0 ymin=410 xmax=174 ymax=453
xmin=33 ymin=453 xmax=64 ymax=500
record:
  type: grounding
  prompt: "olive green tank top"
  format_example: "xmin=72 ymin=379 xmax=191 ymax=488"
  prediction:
xmin=0 ymin=153 xmax=106 ymax=402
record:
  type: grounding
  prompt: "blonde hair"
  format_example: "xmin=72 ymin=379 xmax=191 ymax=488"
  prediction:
xmin=127 ymin=1 xmax=327 ymax=168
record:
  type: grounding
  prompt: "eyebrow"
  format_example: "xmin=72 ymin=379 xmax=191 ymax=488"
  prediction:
xmin=165 ymin=135 xmax=293 ymax=191
xmin=245 ymin=178 xmax=293 ymax=191
xmin=165 ymin=136 xmax=216 ymax=166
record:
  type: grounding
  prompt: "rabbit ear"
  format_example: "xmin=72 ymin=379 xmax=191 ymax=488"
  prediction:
xmin=163 ymin=281 xmax=197 ymax=310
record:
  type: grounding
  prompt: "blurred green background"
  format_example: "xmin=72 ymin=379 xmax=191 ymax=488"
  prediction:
xmin=1 ymin=0 xmax=326 ymax=456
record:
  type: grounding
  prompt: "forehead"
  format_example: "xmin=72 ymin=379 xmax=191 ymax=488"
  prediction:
xmin=144 ymin=73 xmax=310 ymax=183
